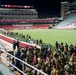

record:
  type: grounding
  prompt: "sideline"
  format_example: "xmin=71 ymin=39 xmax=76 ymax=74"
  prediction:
xmin=0 ymin=33 xmax=41 ymax=49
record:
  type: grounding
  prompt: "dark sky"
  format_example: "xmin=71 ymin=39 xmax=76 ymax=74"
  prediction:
xmin=0 ymin=0 xmax=74 ymax=17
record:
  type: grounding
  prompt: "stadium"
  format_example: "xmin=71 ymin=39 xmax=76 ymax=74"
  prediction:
xmin=0 ymin=0 xmax=76 ymax=75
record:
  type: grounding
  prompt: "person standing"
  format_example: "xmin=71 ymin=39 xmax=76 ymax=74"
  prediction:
xmin=16 ymin=39 xmax=20 ymax=49
xmin=12 ymin=40 xmax=17 ymax=55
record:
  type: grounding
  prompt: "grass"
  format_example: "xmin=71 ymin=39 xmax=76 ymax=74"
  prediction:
xmin=10 ymin=29 xmax=76 ymax=47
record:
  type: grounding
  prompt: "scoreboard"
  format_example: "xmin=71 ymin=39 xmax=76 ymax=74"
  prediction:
xmin=0 ymin=4 xmax=33 ymax=9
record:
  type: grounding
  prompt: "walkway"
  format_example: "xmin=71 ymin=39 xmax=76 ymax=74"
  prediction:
xmin=0 ymin=39 xmax=21 ymax=75
xmin=0 ymin=63 xmax=15 ymax=75
xmin=0 ymin=40 xmax=15 ymax=75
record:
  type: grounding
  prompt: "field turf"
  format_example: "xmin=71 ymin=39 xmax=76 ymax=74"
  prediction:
xmin=11 ymin=29 xmax=76 ymax=47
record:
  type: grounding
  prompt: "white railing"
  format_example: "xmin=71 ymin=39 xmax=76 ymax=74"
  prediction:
xmin=0 ymin=47 xmax=48 ymax=75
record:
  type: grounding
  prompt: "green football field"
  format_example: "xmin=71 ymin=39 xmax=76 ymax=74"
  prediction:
xmin=11 ymin=29 xmax=76 ymax=46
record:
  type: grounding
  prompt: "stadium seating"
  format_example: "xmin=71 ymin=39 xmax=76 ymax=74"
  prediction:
xmin=0 ymin=24 xmax=51 ymax=30
xmin=62 ymin=20 xmax=76 ymax=29
xmin=0 ymin=18 xmax=54 ymax=23
xmin=0 ymin=25 xmax=14 ymax=30
xmin=55 ymin=13 xmax=76 ymax=29
xmin=0 ymin=18 xmax=54 ymax=30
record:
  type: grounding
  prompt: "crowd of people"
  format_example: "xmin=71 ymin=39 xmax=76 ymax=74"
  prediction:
xmin=11 ymin=40 xmax=76 ymax=75
xmin=2 ymin=31 xmax=43 ymax=46
xmin=1 ymin=30 xmax=76 ymax=75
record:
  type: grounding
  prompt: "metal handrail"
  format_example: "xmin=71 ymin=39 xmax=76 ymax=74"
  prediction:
xmin=0 ymin=56 xmax=27 ymax=75
xmin=0 ymin=49 xmax=48 ymax=75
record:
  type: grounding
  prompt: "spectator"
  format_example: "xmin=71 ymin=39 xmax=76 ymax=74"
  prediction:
xmin=15 ymin=48 xmax=21 ymax=58
xmin=50 ymin=65 xmax=57 ymax=75
xmin=55 ymin=41 xmax=59 ymax=49
xmin=20 ymin=50 xmax=26 ymax=60
xmin=12 ymin=40 xmax=16 ymax=50
xmin=39 ymin=39 xmax=42 ymax=45
xmin=14 ymin=59 xmax=22 ymax=71
xmin=64 ymin=62 xmax=70 ymax=75
xmin=16 ymin=39 xmax=20 ymax=49
xmin=33 ymin=55 xmax=38 ymax=66
xmin=12 ymin=40 xmax=16 ymax=55
xmin=65 ymin=43 xmax=68 ymax=50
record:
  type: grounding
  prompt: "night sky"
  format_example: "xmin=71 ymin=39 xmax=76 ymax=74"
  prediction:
xmin=0 ymin=0 xmax=74 ymax=17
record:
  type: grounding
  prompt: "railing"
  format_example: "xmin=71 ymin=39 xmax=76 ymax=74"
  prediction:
xmin=0 ymin=43 xmax=48 ymax=75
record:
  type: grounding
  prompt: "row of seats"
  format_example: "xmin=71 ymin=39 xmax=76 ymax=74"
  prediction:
xmin=0 ymin=24 xmax=51 ymax=30
xmin=55 ymin=13 xmax=76 ymax=29
xmin=0 ymin=18 xmax=54 ymax=23
xmin=61 ymin=20 xmax=76 ymax=29
xmin=66 ymin=20 xmax=76 ymax=26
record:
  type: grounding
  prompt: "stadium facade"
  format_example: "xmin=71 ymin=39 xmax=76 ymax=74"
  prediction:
xmin=61 ymin=1 xmax=76 ymax=19
xmin=0 ymin=4 xmax=54 ymax=30
xmin=0 ymin=4 xmax=38 ymax=24
xmin=0 ymin=4 xmax=54 ymax=26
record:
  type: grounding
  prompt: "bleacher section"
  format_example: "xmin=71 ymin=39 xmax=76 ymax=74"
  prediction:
xmin=62 ymin=20 xmax=76 ymax=29
xmin=0 ymin=24 xmax=51 ymax=30
xmin=0 ymin=18 xmax=54 ymax=30
xmin=55 ymin=13 xmax=76 ymax=29
xmin=0 ymin=18 xmax=54 ymax=23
